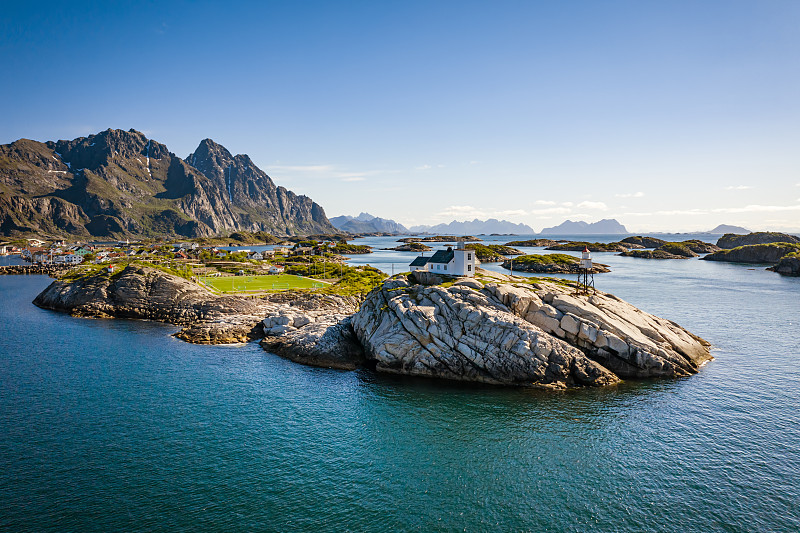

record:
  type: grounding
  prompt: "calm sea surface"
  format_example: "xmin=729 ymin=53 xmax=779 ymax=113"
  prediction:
xmin=1 ymin=235 xmax=799 ymax=532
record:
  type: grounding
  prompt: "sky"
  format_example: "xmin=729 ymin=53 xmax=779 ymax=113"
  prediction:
xmin=2 ymin=0 xmax=799 ymax=233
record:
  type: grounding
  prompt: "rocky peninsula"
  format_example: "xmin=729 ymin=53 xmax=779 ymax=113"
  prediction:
xmin=32 ymin=265 xmax=712 ymax=389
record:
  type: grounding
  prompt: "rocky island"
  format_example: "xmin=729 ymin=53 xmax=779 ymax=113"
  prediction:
xmin=33 ymin=265 xmax=712 ymax=389
xmin=500 ymin=254 xmax=611 ymax=273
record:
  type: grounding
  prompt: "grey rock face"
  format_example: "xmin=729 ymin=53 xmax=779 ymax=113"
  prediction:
xmin=352 ymin=278 xmax=620 ymax=389
xmin=351 ymin=275 xmax=711 ymax=388
xmin=769 ymin=254 xmax=800 ymax=276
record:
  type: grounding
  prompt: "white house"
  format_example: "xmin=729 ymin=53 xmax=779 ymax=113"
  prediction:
xmin=247 ymin=251 xmax=264 ymax=261
xmin=409 ymin=241 xmax=475 ymax=277
xmin=60 ymin=254 xmax=83 ymax=265
xmin=269 ymin=265 xmax=285 ymax=274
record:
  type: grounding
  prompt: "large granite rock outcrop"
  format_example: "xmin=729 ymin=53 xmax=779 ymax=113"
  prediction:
xmin=351 ymin=272 xmax=711 ymax=388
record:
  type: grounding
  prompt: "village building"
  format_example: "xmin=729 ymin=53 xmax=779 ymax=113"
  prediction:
xmin=408 ymin=241 xmax=475 ymax=277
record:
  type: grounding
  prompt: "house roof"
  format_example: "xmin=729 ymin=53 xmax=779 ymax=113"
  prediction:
xmin=427 ymin=249 xmax=455 ymax=264
xmin=409 ymin=256 xmax=429 ymax=267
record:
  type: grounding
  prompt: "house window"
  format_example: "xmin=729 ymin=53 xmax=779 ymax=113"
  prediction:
xmin=468 ymin=253 xmax=472 ymax=260
xmin=468 ymin=265 xmax=472 ymax=271
xmin=444 ymin=265 xmax=447 ymax=270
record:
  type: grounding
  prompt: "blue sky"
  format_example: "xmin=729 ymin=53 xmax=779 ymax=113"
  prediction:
xmin=2 ymin=1 xmax=799 ymax=232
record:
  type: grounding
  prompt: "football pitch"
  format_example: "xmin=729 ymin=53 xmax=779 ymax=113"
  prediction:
xmin=201 ymin=274 xmax=326 ymax=292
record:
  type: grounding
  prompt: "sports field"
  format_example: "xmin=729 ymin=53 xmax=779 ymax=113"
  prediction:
xmin=200 ymin=274 xmax=326 ymax=292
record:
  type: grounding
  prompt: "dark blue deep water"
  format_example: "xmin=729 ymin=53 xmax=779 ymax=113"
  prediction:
xmin=1 ymin=239 xmax=799 ymax=531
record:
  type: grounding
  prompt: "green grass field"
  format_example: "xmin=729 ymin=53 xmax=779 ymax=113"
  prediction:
xmin=201 ymin=274 xmax=326 ymax=292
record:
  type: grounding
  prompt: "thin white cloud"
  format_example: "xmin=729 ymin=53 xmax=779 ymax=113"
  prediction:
xmin=615 ymin=191 xmax=645 ymax=198
xmin=437 ymin=205 xmax=487 ymax=219
xmin=713 ymin=204 xmax=800 ymax=213
xmin=269 ymin=164 xmax=393 ymax=183
xmin=270 ymin=164 xmax=334 ymax=173
xmin=561 ymin=201 xmax=574 ymax=207
xmin=497 ymin=209 xmax=528 ymax=217
xmin=469 ymin=161 xmax=479 ymax=165
xmin=577 ymin=201 xmax=607 ymax=210
xmin=622 ymin=209 xmax=708 ymax=217
xmin=415 ymin=164 xmax=432 ymax=170
xmin=433 ymin=205 xmax=533 ymax=221
xmin=530 ymin=206 xmax=572 ymax=216
xmin=534 ymin=200 xmax=557 ymax=206
xmin=725 ymin=185 xmax=753 ymax=190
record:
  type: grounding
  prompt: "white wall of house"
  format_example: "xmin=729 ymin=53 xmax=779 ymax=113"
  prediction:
xmin=453 ymin=249 xmax=475 ymax=277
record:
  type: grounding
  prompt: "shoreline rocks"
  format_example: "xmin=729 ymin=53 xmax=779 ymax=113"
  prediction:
xmin=0 ymin=264 xmax=72 ymax=276
xmin=769 ymin=253 xmax=800 ymax=276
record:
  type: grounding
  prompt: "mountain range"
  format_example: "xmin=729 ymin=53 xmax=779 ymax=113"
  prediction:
xmin=409 ymin=218 xmax=535 ymax=235
xmin=539 ymin=219 xmax=628 ymax=235
xmin=0 ymin=128 xmax=336 ymax=238
xmin=329 ymin=213 xmax=409 ymax=234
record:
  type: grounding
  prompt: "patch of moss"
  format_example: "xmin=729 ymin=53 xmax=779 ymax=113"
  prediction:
xmin=511 ymin=253 xmax=578 ymax=265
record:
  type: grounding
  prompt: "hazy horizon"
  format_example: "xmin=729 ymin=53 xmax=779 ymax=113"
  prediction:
xmin=3 ymin=1 xmax=799 ymax=233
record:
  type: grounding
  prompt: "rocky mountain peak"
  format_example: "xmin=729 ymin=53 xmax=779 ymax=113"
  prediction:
xmin=1 ymin=129 xmax=337 ymax=238
xmin=48 ymin=128 xmax=169 ymax=172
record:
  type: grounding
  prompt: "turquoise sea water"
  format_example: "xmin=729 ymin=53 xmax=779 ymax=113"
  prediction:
xmin=1 ymin=237 xmax=799 ymax=531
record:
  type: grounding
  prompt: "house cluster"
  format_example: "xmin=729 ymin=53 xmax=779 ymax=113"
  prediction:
xmin=16 ymin=236 xmax=332 ymax=276
xmin=409 ymin=241 xmax=476 ymax=278
xmin=0 ymin=244 xmax=22 ymax=255
xmin=22 ymin=244 xmax=93 ymax=265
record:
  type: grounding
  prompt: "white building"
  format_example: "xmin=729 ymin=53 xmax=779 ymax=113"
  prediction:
xmin=408 ymin=241 xmax=475 ymax=277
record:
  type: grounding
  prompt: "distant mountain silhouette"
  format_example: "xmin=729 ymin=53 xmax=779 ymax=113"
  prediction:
xmin=707 ymin=224 xmax=750 ymax=234
xmin=409 ymin=218 xmax=535 ymax=235
xmin=540 ymin=219 xmax=628 ymax=235
xmin=330 ymin=213 xmax=409 ymax=234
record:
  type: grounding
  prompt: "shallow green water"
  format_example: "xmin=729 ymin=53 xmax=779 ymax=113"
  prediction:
xmin=1 ymin=253 xmax=799 ymax=531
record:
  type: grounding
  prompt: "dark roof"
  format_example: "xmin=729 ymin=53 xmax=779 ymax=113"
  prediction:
xmin=409 ymin=256 xmax=429 ymax=267
xmin=428 ymin=249 xmax=455 ymax=264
